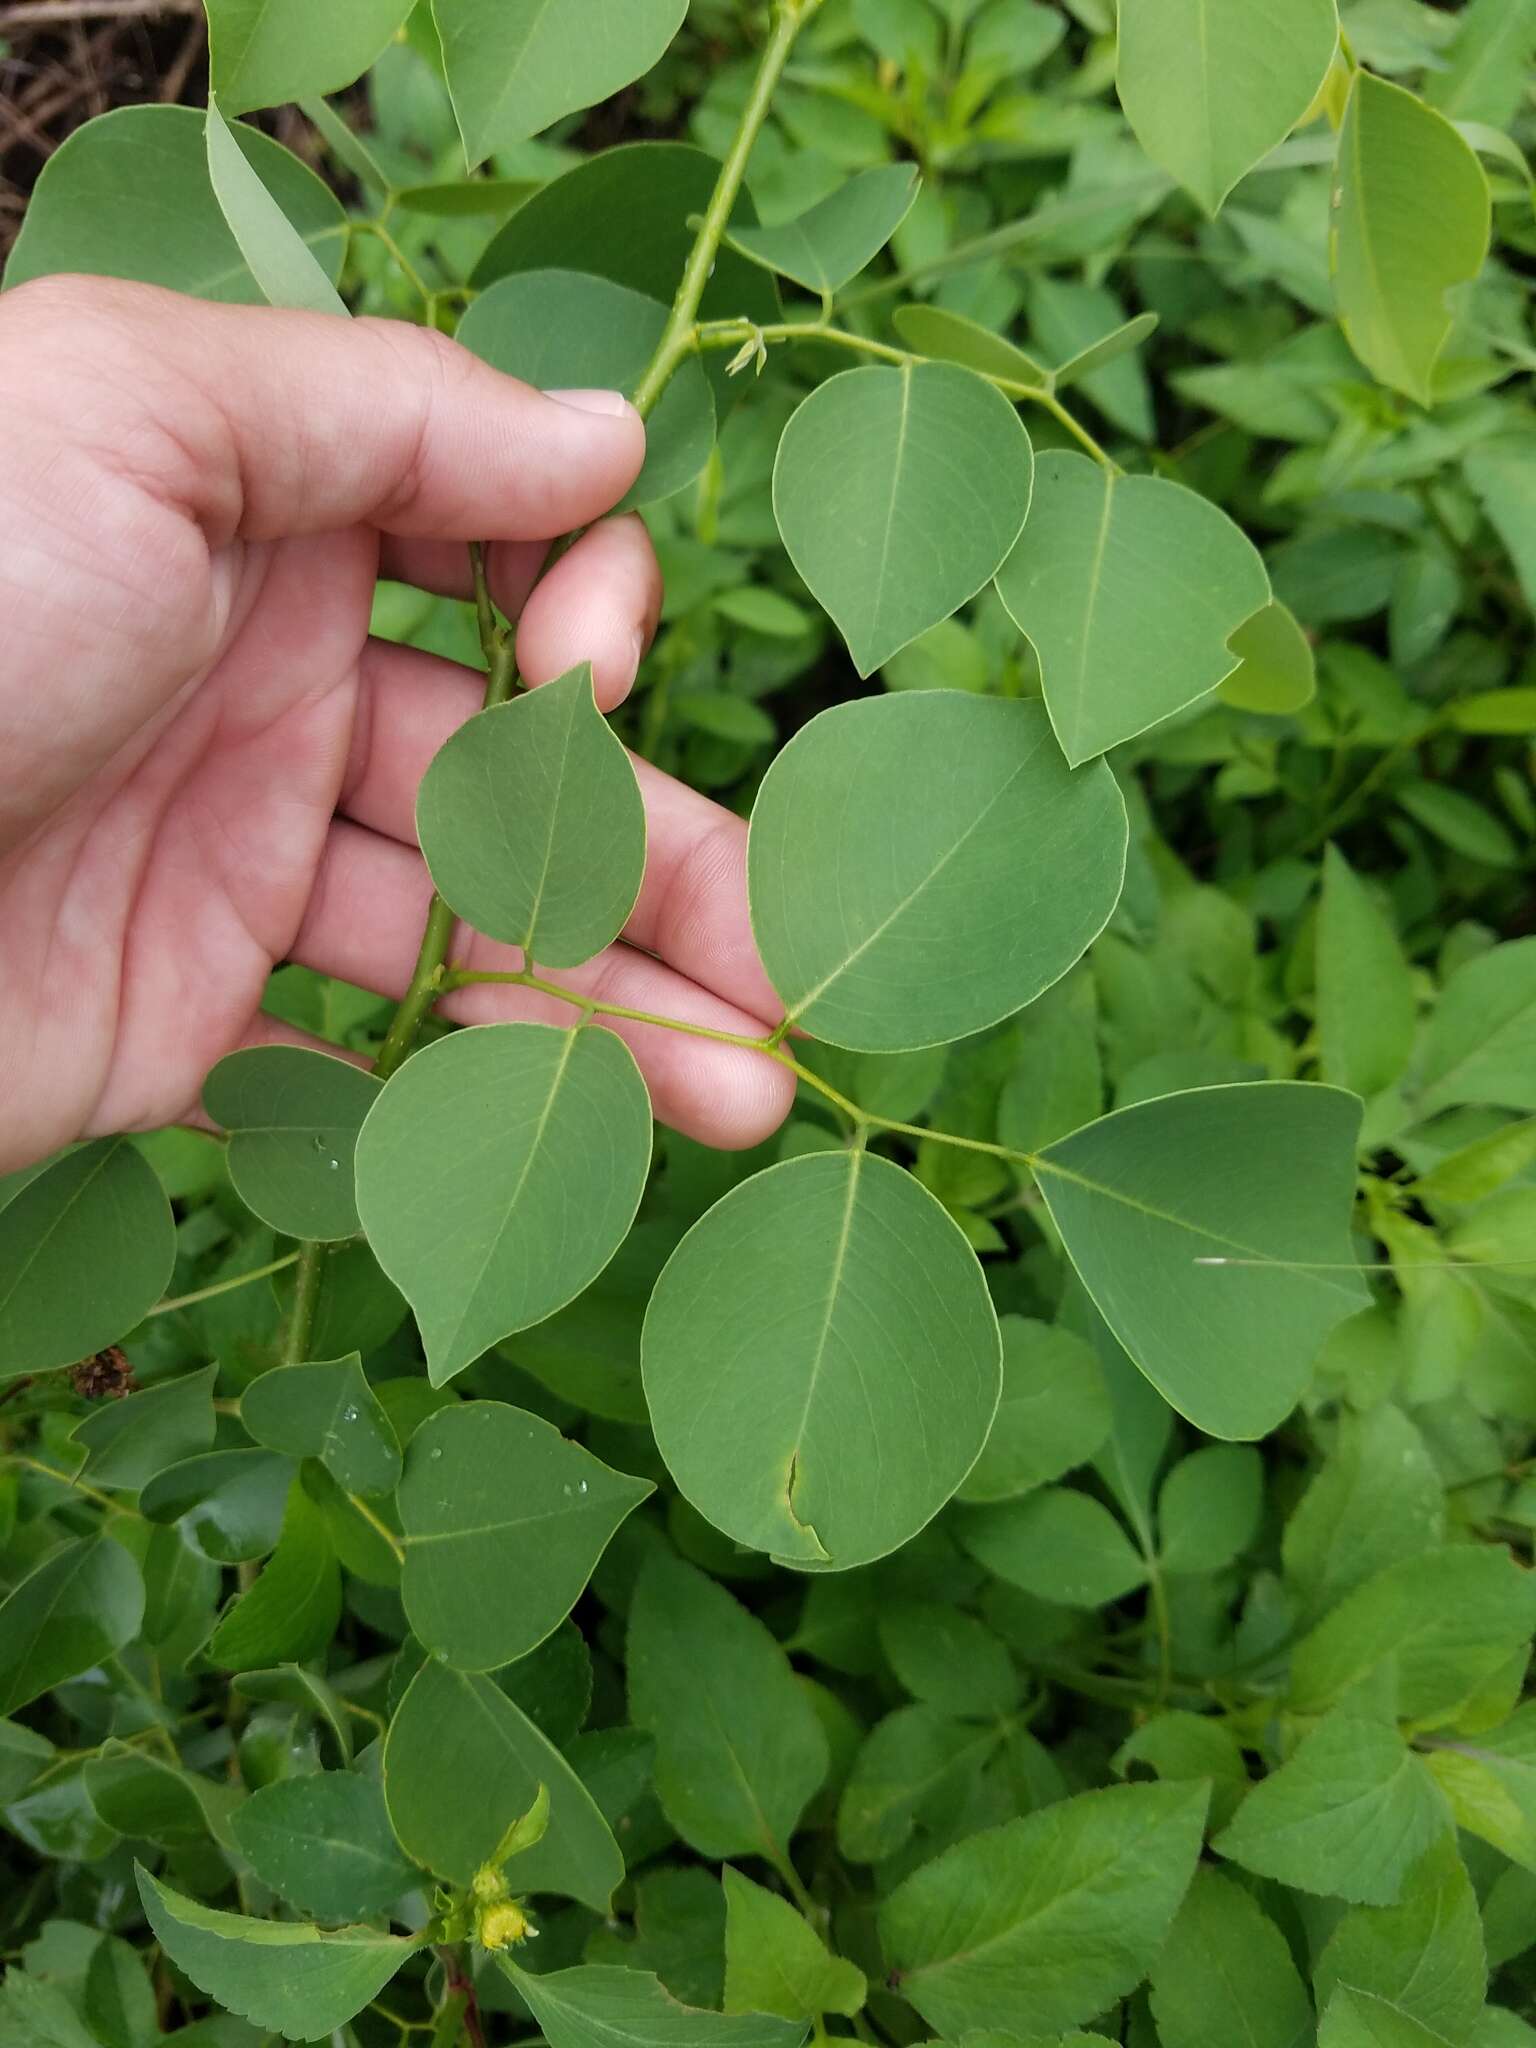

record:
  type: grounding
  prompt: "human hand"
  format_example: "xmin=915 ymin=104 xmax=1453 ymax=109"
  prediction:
xmin=0 ymin=278 xmax=793 ymax=1175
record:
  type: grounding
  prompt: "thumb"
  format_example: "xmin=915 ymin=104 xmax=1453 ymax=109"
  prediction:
xmin=10 ymin=276 xmax=647 ymax=545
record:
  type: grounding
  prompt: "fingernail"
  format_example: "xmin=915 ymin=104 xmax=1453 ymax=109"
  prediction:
xmin=547 ymin=387 xmax=632 ymax=418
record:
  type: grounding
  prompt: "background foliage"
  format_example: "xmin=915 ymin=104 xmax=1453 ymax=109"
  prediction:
xmin=2 ymin=2 xmax=1536 ymax=2046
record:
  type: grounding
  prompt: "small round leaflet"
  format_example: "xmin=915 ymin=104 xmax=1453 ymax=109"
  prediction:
xmin=643 ymin=1149 xmax=1002 ymax=1569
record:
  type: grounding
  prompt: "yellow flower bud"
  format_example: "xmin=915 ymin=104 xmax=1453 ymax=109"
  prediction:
xmin=477 ymin=1901 xmax=531 ymax=1951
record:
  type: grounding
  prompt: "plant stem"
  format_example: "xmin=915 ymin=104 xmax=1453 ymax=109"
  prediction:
xmin=282 ymin=1240 xmax=324 ymax=1366
xmin=147 ymin=1251 xmax=300 ymax=1318
xmin=431 ymin=1949 xmax=486 ymax=2048
xmin=631 ymin=0 xmax=818 ymax=418
xmin=693 ymin=318 xmax=1119 ymax=469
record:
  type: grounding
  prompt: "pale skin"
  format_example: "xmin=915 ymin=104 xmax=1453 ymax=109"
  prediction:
xmin=0 ymin=276 xmax=796 ymax=1177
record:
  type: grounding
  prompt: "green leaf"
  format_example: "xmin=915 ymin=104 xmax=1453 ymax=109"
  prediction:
xmin=723 ymin=166 xmax=918 ymax=294
xmin=773 ymin=364 xmax=1034 ymax=676
xmin=506 ymin=1963 xmax=807 ymax=2048
xmin=205 ymin=100 xmax=348 ymax=317
xmin=1116 ymin=0 xmax=1339 ymax=216
xmin=746 ymin=692 xmax=1126 ymax=1052
xmin=228 ymin=1772 xmax=417 ymax=1922
xmin=434 ymin=0 xmax=690 ymax=167
xmin=231 ymin=1665 xmax=353 ymax=1765
xmin=1050 ymin=309 xmax=1160 ymax=399
xmin=85 ymin=1934 xmax=159 ymax=2048
xmin=1418 ymin=940 xmax=1536 ymax=1114
xmin=490 ymin=1781 xmax=551 ymax=1868
xmin=1465 ymin=438 xmax=1536 ymax=613
xmin=878 ymin=1781 xmax=1209 ymax=2037
xmin=1318 ymin=1990 xmax=1450 ymax=2047
xmin=1314 ymin=1838 xmax=1487 ymax=2045
xmin=0 ymin=1140 xmax=174 ymax=1382
xmin=1034 ymin=1082 xmax=1368 ymax=1439
xmin=0 ymin=1538 xmax=144 ymax=1714
xmin=85 ymin=1742 xmax=237 ymax=1848
xmin=396 ymin=1400 xmax=651 ymax=1668
xmin=139 ymin=1449 xmax=292 ymax=1563
xmin=1157 ymin=1445 xmax=1262 ymax=1574
xmin=1318 ymin=846 xmax=1416 ymax=1099
xmin=958 ymin=1486 xmax=1147 ymax=1607
xmin=997 ymin=970 xmax=1103 ymax=1156
xmin=1114 ymin=1712 xmax=1250 ymax=1833
xmin=877 ymin=1603 xmax=1018 ymax=1719
xmin=208 ymin=0 xmax=414 ymax=114
xmin=957 ymin=1316 xmax=1111 ymax=1503
xmin=1218 ymin=600 xmax=1318 ymax=714
xmin=1425 ymin=0 xmax=1536 ymax=127
xmin=995 ymin=452 xmax=1271 ymax=766
xmin=0 ymin=1975 xmax=101 ymax=2048
xmin=644 ymin=1150 xmax=999 ymax=1567
xmin=1333 ymin=71 xmax=1491 ymax=406
xmin=416 ymin=666 xmax=646 ymax=967
xmin=1397 ymin=780 xmax=1517 ymax=868
xmin=628 ymin=1551 xmax=829 ymax=1863
xmin=205 ymin=1482 xmax=341 ymax=1672
xmin=1282 ymin=1404 xmax=1445 ymax=1624
xmin=0 ymin=1719 xmax=56 ymax=1805
xmin=891 ymin=303 xmax=1050 ymax=387
xmin=456 ymin=270 xmax=712 ymax=511
xmin=722 ymin=1867 xmax=865 ymax=2022
xmin=202 ymin=1048 xmax=380 ymax=1241
xmin=1289 ymin=1544 xmax=1536 ymax=1723
xmin=355 ymin=1022 xmax=653 ymax=1387
xmin=241 ymin=1356 xmax=401 ymax=1497
xmin=135 ymin=1866 xmax=423 ymax=2044
xmin=71 ymin=1366 xmax=217 ymax=1491
xmin=3 ymin=105 xmax=346 ymax=301
xmin=1148 ymin=1866 xmax=1313 ymax=2048
xmin=1215 ymin=1709 xmax=1449 ymax=1905
xmin=383 ymin=1657 xmax=623 ymax=1909
xmin=1419 ymin=1707 xmax=1536 ymax=1872
xmin=836 ymin=1704 xmax=998 ymax=1864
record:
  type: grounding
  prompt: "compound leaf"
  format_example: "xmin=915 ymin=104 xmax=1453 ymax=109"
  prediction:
xmin=773 ymin=364 xmax=1034 ymax=677
xmin=416 ymin=666 xmax=645 ymax=968
xmin=746 ymin=692 xmax=1126 ymax=1052
xmin=355 ymin=1023 xmax=653 ymax=1387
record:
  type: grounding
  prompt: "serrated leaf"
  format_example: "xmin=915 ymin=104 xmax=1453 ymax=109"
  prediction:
xmin=1215 ymin=1710 xmax=1450 ymax=1905
xmin=456 ymin=270 xmax=713 ymax=510
xmin=1419 ymin=1703 xmax=1536 ymax=1872
xmin=507 ymin=1962 xmax=807 ymax=2048
xmin=957 ymin=1317 xmax=1111 ymax=1504
xmin=383 ymin=1657 xmax=623 ymax=1909
xmin=205 ymin=100 xmax=348 ymax=316
xmin=416 ymin=666 xmax=645 ymax=967
xmin=722 ymin=1867 xmax=864 ymax=2021
xmin=723 ymin=165 xmax=918 ymax=294
xmin=1332 ymin=72 xmax=1491 ymax=405
xmin=1418 ymin=940 xmax=1536 ymax=1115
xmin=995 ymin=452 xmax=1271 ymax=766
xmin=1116 ymin=0 xmax=1339 ymax=216
xmin=1149 ymin=1866 xmax=1313 ymax=2048
xmin=229 ymin=1772 xmax=417 ymax=1922
xmin=877 ymin=1603 xmax=1018 ymax=1719
xmin=836 ymin=1706 xmax=1000 ymax=1864
xmin=71 ymin=1366 xmax=217 ymax=1491
xmin=773 ymin=364 xmax=1034 ymax=676
xmin=434 ymin=0 xmax=690 ymax=167
xmin=878 ymin=1781 xmax=1209 ymax=2037
xmin=241 ymin=1356 xmax=401 ymax=1497
xmin=746 ymin=692 xmax=1126 ymax=1053
xmin=208 ymin=0 xmax=413 ymax=114
xmin=396 ymin=1401 xmax=650 ymax=1668
xmin=0 ymin=1538 xmax=144 ymax=1715
xmin=205 ymin=1482 xmax=341 ymax=1672
xmin=1157 ymin=1445 xmax=1262 ymax=1574
xmin=628 ymin=1551 xmax=828 ymax=1864
xmin=135 ymin=1866 xmax=422 ymax=2044
xmin=355 ymin=1022 xmax=653 ymax=1386
xmin=3 ymin=105 xmax=346 ymax=302
xmin=202 ymin=1048 xmax=380 ymax=1241
xmin=0 ymin=1140 xmax=174 ymax=1383
xmin=1314 ymin=1837 xmax=1487 ymax=2045
xmin=958 ymin=1486 xmax=1147 ymax=1607
xmin=1282 ymin=1405 xmax=1445 ymax=1625
xmin=644 ymin=1150 xmax=1000 ymax=1568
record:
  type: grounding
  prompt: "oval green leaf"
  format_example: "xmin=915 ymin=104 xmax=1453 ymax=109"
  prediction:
xmin=645 ymin=1150 xmax=1000 ymax=1568
xmin=455 ymin=269 xmax=714 ymax=510
xmin=416 ymin=665 xmax=646 ymax=968
xmin=240 ymin=1355 xmax=402 ymax=1497
xmin=355 ymin=1022 xmax=654 ymax=1387
xmin=996 ymin=451 xmax=1271 ymax=766
xmin=773 ymin=363 xmax=1034 ymax=677
xmin=397 ymin=1401 xmax=652 ymax=1669
xmin=723 ymin=165 xmax=919 ymax=295
xmin=5 ymin=105 xmax=346 ymax=302
xmin=203 ymin=1046 xmax=380 ymax=1242
xmin=1035 ymin=1082 xmax=1369 ymax=1439
xmin=891 ymin=303 xmax=1050 ymax=387
xmin=0 ymin=1537 xmax=145 ymax=1716
xmin=747 ymin=692 xmax=1126 ymax=1052
xmin=208 ymin=0 xmax=414 ymax=115
xmin=958 ymin=1486 xmax=1148 ymax=1607
xmin=0 ymin=1139 xmax=174 ymax=1382
xmin=229 ymin=1771 xmax=417 ymax=1923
